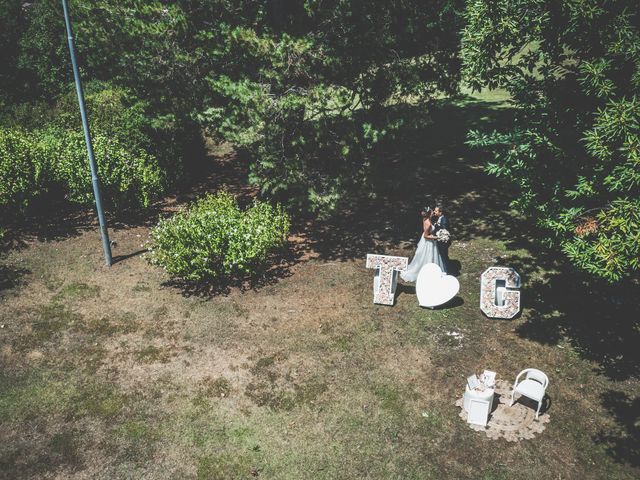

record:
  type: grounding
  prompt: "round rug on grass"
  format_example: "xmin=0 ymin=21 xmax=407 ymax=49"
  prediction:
xmin=455 ymin=379 xmax=550 ymax=441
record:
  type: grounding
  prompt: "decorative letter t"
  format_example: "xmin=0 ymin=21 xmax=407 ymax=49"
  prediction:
xmin=366 ymin=254 xmax=408 ymax=306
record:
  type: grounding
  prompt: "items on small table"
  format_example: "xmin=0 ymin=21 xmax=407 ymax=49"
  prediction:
xmin=464 ymin=370 xmax=497 ymax=426
xmin=481 ymin=369 xmax=496 ymax=388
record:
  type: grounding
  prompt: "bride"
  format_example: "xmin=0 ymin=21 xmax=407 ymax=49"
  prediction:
xmin=400 ymin=207 xmax=447 ymax=282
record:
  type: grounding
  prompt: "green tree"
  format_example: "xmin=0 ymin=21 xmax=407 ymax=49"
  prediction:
xmin=0 ymin=83 xmax=166 ymax=213
xmin=14 ymin=1 xmax=202 ymax=182
xmin=196 ymin=0 xmax=464 ymax=215
xmin=462 ymin=0 xmax=640 ymax=282
xmin=18 ymin=1 xmax=198 ymax=108
xmin=8 ymin=1 xmax=464 ymax=216
xmin=0 ymin=0 xmax=30 ymax=102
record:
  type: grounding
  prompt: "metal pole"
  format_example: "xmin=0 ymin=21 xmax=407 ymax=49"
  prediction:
xmin=61 ymin=0 xmax=112 ymax=266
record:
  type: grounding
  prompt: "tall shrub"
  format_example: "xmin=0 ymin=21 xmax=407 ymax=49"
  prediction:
xmin=1 ymin=85 xmax=166 ymax=212
xmin=16 ymin=1 xmax=201 ymax=181
xmin=51 ymin=83 xmax=187 ymax=183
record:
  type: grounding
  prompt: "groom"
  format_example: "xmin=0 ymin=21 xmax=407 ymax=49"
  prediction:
xmin=433 ymin=205 xmax=450 ymax=268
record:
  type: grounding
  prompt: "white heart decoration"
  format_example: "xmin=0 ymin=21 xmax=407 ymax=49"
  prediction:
xmin=416 ymin=263 xmax=460 ymax=307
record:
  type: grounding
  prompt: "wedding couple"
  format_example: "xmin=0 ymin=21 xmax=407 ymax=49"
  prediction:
xmin=400 ymin=205 xmax=450 ymax=282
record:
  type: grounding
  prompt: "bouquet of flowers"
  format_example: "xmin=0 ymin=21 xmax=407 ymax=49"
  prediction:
xmin=436 ymin=228 xmax=451 ymax=243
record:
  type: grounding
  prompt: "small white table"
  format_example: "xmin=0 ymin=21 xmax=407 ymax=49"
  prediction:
xmin=463 ymin=384 xmax=495 ymax=412
xmin=464 ymin=384 xmax=495 ymax=426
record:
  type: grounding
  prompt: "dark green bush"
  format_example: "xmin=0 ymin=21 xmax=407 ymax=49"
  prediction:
xmin=0 ymin=0 xmax=31 ymax=103
xmin=147 ymin=192 xmax=290 ymax=282
xmin=197 ymin=2 xmax=463 ymax=216
xmin=51 ymin=83 xmax=152 ymax=151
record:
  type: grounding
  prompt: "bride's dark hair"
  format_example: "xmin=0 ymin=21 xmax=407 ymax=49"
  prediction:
xmin=421 ymin=206 xmax=433 ymax=217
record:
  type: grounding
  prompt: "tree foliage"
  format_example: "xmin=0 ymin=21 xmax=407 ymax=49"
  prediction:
xmin=0 ymin=0 xmax=29 ymax=103
xmin=3 ymin=0 xmax=464 ymax=217
xmin=462 ymin=0 xmax=640 ymax=282
xmin=10 ymin=0 xmax=202 ymax=178
xmin=195 ymin=0 xmax=464 ymax=214
xmin=53 ymin=131 xmax=162 ymax=209
xmin=4 ymin=0 xmax=638 ymax=282
xmin=18 ymin=1 xmax=197 ymax=110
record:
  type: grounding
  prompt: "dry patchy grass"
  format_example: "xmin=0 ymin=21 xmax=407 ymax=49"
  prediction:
xmin=0 ymin=98 xmax=638 ymax=479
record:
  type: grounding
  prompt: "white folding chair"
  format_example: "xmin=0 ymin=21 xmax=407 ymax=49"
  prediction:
xmin=509 ymin=368 xmax=549 ymax=419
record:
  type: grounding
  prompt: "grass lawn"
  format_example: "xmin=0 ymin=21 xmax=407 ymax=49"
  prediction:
xmin=0 ymin=94 xmax=638 ymax=479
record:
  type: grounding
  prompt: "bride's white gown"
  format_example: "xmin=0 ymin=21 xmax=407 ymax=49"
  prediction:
xmin=401 ymin=230 xmax=447 ymax=282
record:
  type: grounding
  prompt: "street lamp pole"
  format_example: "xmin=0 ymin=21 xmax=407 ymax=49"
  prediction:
xmin=61 ymin=0 xmax=112 ymax=266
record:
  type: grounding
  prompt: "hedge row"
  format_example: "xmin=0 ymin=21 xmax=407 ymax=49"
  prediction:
xmin=0 ymin=84 xmax=167 ymax=213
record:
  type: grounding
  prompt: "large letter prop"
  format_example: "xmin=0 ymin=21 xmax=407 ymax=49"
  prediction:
xmin=366 ymin=254 xmax=408 ymax=306
xmin=480 ymin=267 xmax=521 ymax=319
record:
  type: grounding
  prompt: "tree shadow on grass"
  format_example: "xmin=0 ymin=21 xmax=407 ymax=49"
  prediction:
xmin=302 ymin=96 xmax=522 ymax=261
xmin=489 ymin=235 xmax=640 ymax=382
xmin=0 ymin=263 xmax=30 ymax=296
xmin=281 ymin=95 xmax=639 ymax=387
xmin=515 ymin=271 xmax=640 ymax=381
xmin=160 ymin=244 xmax=300 ymax=299
xmin=594 ymin=390 xmax=640 ymax=468
xmin=489 ymin=237 xmax=639 ymax=383
xmin=0 ymin=193 xmax=95 ymax=254
xmin=290 ymin=95 xmax=640 ymax=468
xmin=301 ymin=95 xmax=640 ymax=386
